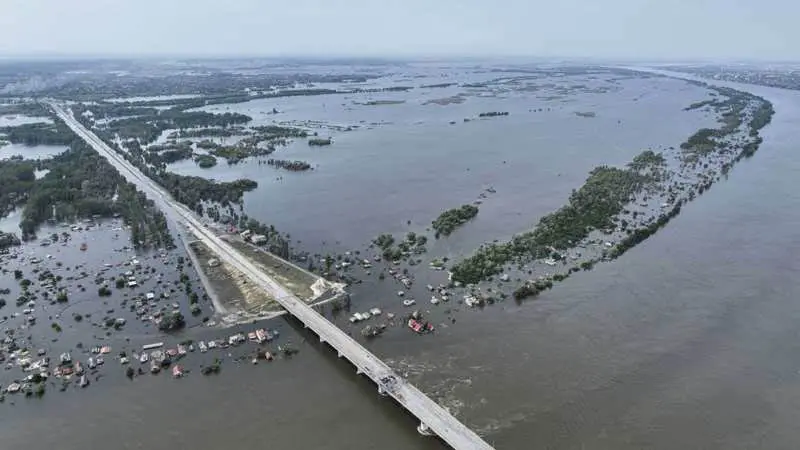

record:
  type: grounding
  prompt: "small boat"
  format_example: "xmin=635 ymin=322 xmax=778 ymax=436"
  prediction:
xmin=172 ymin=365 xmax=184 ymax=378
xmin=402 ymin=299 xmax=416 ymax=307
xmin=100 ymin=346 xmax=111 ymax=354
xmin=74 ymin=361 xmax=84 ymax=375
xmin=264 ymin=352 xmax=273 ymax=361
xmin=142 ymin=342 xmax=164 ymax=351
xmin=177 ymin=344 xmax=187 ymax=356
xmin=165 ymin=348 xmax=178 ymax=357
xmin=80 ymin=242 xmax=88 ymax=251
xmin=79 ymin=375 xmax=89 ymax=388
xmin=207 ymin=340 xmax=217 ymax=349
xmin=96 ymin=356 xmax=105 ymax=365
xmin=247 ymin=332 xmax=259 ymax=343
xmin=6 ymin=382 xmax=21 ymax=394
xmin=87 ymin=357 xmax=96 ymax=370
xmin=430 ymin=296 xmax=440 ymax=305
xmin=255 ymin=329 xmax=270 ymax=343
xmin=198 ymin=341 xmax=208 ymax=353
xmin=397 ymin=290 xmax=405 ymax=297
xmin=369 ymin=308 xmax=382 ymax=316
xmin=150 ymin=360 xmax=161 ymax=374
xmin=139 ymin=353 xmax=149 ymax=363
xmin=408 ymin=318 xmax=434 ymax=334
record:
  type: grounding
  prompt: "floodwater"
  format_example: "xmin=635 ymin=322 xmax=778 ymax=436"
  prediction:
xmin=0 ymin=115 xmax=52 ymax=127
xmin=3 ymin=70 xmax=800 ymax=450
xmin=0 ymin=143 xmax=67 ymax=160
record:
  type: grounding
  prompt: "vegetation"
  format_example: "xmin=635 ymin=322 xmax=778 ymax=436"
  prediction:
xmin=749 ymin=100 xmax=775 ymax=136
xmin=195 ymin=154 xmax=217 ymax=168
xmin=18 ymin=142 xmax=174 ymax=248
xmin=432 ymin=204 xmax=479 ymax=237
xmin=684 ymin=99 xmax=717 ymax=111
xmin=451 ymin=165 xmax=649 ymax=284
xmin=627 ymin=150 xmax=666 ymax=171
xmin=96 ymin=110 xmax=252 ymax=144
xmin=0 ymin=157 xmax=39 ymax=217
xmin=252 ymin=125 xmax=308 ymax=138
xmin=0 ymin=121 xmax=74 ymax=146
xmin=308 ymin=138 xmax=332 ymax=146
xmin=266 ymin=159 xmax=311 ymax=171
xmin=158 ymin=311 xmax=186 ymax=332
xmin=159 ymin=173 xmax=257 ymax=210
xmin=478 ymin=111 xmax=509 ymax=117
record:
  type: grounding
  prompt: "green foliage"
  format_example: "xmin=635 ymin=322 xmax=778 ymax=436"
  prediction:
xmin=158 ymin=311 xmax=186 ymax=332
xmin=195 ymin=154 xmax=217 ymax=168
xmin=0 ymin=121 xmax=74 ymax=146
xmin=17 ymin=142 xmax=174 ymax=248
xmin=451 ymin=166 xmax=647 ymax=284
xmin=373 ymin=234 xmax=395 ymax=249
xmin=308 ymin=137 xmax=332 ymax=146
xmin=266 ymin=159 xmax=311 ymax=171
xmin=432 ymin=204 xmax=479 ymax=237
xmin=627 ymin=150 xmax=665 ymax=171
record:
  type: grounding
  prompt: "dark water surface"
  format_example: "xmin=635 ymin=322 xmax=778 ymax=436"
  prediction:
xmin=2 ymin=73 xmax=800 ymax=450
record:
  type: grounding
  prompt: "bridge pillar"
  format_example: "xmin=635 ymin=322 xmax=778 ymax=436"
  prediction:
xmin=417 ymin=422 xmax=434 ymax=436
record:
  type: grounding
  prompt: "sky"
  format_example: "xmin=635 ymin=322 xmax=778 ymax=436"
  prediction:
xmin=0 ymin=0 xmax=796 ymax=60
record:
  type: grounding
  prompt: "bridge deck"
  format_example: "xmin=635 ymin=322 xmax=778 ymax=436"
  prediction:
xmin=51 ymin=103 xmax=494 ymax=450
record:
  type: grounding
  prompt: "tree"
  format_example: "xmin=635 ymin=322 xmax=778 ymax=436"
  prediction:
xmin=158 ymin=312 xmax=185 ymax=332
xmin=56 ymin=291 xmax=68 ymax=303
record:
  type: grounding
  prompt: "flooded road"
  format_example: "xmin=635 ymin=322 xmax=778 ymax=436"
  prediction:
xmin=3 ymin=73 xmax=800 ymax=449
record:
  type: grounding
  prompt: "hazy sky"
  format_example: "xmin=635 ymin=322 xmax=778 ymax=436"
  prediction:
xmin=1 ymin=0 xmax=795 ymax=60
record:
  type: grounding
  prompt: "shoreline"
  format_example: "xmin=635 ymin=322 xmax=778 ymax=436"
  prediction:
xmin=446 ymin=73 xmax=774 ymax=303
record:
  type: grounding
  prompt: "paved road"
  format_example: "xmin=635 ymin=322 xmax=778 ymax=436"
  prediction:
xmin=48 ymin=103 xmax=494 ymax=450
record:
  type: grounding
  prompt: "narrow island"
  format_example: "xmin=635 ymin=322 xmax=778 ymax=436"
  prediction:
xmin=450 ymin=81 xmax=774 ymax=303
xmin=432 ymin=204 xmax=479 ymax=238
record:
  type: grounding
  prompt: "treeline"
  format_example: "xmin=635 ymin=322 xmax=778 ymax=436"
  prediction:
xmin=266 ymin=159 xmax=311 ymax=171
xmin=102 ymin=110 xmax=252 ymax=144
xmin=159 ymin=173 xmax=257 ymax=210
xmin=432 ymin=204 xmax=479 ymax=237
xmin=0 ymin=121 xmax=74 ymax=146
xmin=0 ymin=157 xmax=41 ymax=216
xmin=18 ymin=142 xmax=174 ymax=248
xmin=451 ymin=165 xmax=649 ymax=284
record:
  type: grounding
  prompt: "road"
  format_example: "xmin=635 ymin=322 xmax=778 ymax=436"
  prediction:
xmin=48 ymin=102 xmax=495 ymax=450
